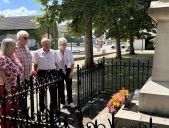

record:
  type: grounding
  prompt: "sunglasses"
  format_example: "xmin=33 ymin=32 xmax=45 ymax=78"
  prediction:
xmin=21 ymin=37 xmax=29 ymax=40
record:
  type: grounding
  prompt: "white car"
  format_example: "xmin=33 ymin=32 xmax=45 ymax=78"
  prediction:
xmin=111 ymin=42 xmax=127 ymax=49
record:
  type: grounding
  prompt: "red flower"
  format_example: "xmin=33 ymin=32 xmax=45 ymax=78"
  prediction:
xmin=11 ymin=77 xmax=15 ymax=81
xmin=12 ymin=69 xmax=17 ymax=73
xmin=31 ymin=70 xmax=37 ymax=76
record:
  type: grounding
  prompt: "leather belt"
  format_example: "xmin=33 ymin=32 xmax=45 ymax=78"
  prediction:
xmin=38 ymin=69 xmax=56 ymax=73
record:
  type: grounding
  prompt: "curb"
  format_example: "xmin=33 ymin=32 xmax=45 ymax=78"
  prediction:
xmin=74 ymin=52 xmax=115 ymax=61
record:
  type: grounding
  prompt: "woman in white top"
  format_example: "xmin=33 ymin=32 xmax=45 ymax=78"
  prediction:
xmin=57 ymin=37 xmax=75 ymax=108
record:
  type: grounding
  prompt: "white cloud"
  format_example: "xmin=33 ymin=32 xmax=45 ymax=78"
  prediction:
xmin=0 ymin=7 xmax=38 ymax=17
xmin=3 ymin=0 xmax=10 ymax=4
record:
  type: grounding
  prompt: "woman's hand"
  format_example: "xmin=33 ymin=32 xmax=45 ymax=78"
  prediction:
xmin=6 ymin=83 xmax=11 ymax=95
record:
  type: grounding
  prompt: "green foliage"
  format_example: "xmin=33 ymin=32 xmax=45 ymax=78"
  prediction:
xmin=64 ymin=32 xmax=72 ymax=42
xmin=64 ymin=32 xmax=84 ymax=46
xmin=34 ymin=0 xmax=59 ymax=49
xmin=149 ymin=37 xmax=156 ymax=44
xmin=93 ymin=0 xmax=156 ymax=56
xmin=34 ymin=0 xmax=48 ymax=5
xmin=146 ymin=43 xmax=155 ymax=50
xmin=124 ymin=0 xmax=156 ymax=38
xmin=26 ymin=27 xmax=46 ymax=45
xmin=0 ymin=15 xmax=4 ymax=20
xmin=35 ymin=0 xmax=156 ymax=60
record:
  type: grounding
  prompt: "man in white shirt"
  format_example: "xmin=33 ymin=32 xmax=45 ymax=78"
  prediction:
xmin=57 ymin=37 xmax=75 ymax=108
xmin=33 ymin=38 xmax=60 ymax=112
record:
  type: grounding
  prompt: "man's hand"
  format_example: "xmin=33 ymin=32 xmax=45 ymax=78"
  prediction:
xmin=69 ymin=72 xmax=73 ymax=79
xmin=59 ymin=75 xmax=62 ymax=81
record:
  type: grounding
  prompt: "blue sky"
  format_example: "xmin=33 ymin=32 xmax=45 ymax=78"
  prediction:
xmin=0 ymin=0 xmax=62 ymax=17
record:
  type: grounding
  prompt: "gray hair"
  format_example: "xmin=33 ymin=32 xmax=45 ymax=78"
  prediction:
xmin=1 ymin=38 xmax=16 ymax=55
xmin=17 ymin=30 xmax=29 ymax=40
xmin=58 ymin=37 xmax=67 ymax=45
xmin=41 ymin=38 xmax=51 ymax=45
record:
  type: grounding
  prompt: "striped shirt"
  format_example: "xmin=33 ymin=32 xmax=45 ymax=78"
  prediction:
xmin=15 ymin=42 xmax=32 ymax=81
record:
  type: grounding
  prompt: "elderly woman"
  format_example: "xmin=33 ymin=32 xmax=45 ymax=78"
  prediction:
xmin=0 ymin=38 xmax=23 ymax=128
xmin=57 ymin=37 xmax=75 ymax=109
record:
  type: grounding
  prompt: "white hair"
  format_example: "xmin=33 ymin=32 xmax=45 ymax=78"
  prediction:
xmin=17 ymin=30 xmax=29 ymax=40
xmin=41 ymin=38 xmax=51 ymax=45
xmin=58 ymin=37 xmax=67 ymax=45
xmin=1 ymin=38 xmax=16 ymax=55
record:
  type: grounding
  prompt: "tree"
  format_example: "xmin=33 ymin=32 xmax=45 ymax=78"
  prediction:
xmin=93 ymin=0 xmax=156 ymax=58
xmin=35 ymin=0 xmax=95 ymax=66
xmin=93 ymin=0 xmax=129 ymax=59
xmin=64 ymin=32 xmax=83 ymax=46
xmin=34 ymin=0 xmax=59 ymax=49
xmin=59 ymin=0 xmax=101 ymax=66
xmin=124 ymin=0 xmax=156 ymax=55
xmin=0 ymin=15 xmax=3 ymax=20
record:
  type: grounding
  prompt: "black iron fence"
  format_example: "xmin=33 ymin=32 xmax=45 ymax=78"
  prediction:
xmin=77 ymin=58 xmax=152 ymax=110
xmin=77 ymin=60 xmax=105 ymax=110
xmin=0 ymin=57 xmax=153 ymax=127
xmin=104 ymin=59 xmax=152 ymax=92
xmin=77 ymin=112 xmax=157 ymax=128
xmin=0 ymin=74 xmax=69 ymax=128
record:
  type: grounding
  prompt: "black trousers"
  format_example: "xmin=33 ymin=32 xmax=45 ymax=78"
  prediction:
xmin=37 ymin=69 xmax=58 ymax=112
xmin=58 ymin=68 xmax=73 ymax=104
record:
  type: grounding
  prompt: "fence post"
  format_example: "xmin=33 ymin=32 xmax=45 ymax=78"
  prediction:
xmin=50 ymin=102 xmax=54 ymax=128
xmin=137 ymin=59 xmax=140 ymax=89
xmin=77 ymin=65 xmax=80 ymax=111
xmin=108 ymin=112 xmax=115 ymax=128
xmin=23 ymin=79 xmax=29 ymax=128
xmin=150 ymin=117 xmax=152 ymax=128
xmin=102 ymin=57 xmax=105 ymax=93
xmin=2 ymin=84 xmax=7 ymax=128
xmin=29 ymin=75 xmax=34 ymax=120
xmin=90 ymin=62 xmax=93 ymax=102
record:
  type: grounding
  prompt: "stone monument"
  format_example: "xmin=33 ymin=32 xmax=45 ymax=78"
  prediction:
xmin=114 ymin=1 xmax=169 ymax=127
xmin=139 ymin=0 xmax=169 ymax=116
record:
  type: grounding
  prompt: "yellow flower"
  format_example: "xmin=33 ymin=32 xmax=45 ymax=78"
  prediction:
xmin=113 ymin=102 xmax=120 ymax=107
xmin=119 ymin=88 xmax=128 ymax=96
xmin=110 ymin=98 xmax=114 ymax=103
xmin=113 ymin=97 xmax=121 ymax=103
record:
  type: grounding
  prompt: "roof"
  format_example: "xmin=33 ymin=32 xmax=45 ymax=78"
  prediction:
xmin=0 ymin=16 xmax=39 ymax=30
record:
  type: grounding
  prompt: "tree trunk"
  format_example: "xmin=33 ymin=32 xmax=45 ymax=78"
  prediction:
xmin=129 ymin=35 xmax=135 ymax=55
xmin=115 ymin=38 xmax=122 ymax=59
xmin=53 ymin=21 xmax=58 ymax=49
xmin=84 ymin=1 xmax=93 ymax=67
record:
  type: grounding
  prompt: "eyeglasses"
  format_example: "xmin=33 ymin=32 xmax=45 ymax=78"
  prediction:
xmin=21 ymin=37 xmax=29 ymax=40
xmin=61 ymin=44 xmax=67 ymax=46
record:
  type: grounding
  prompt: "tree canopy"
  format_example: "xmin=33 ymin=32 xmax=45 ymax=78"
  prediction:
xmin=93 ymin=0 xmax=156 ymax=57
xmin=35 ymin=0 xmax=156 ymax=61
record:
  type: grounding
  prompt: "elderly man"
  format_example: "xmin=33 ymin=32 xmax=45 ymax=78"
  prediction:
xmin=57 ymin=37 xmax=75 ymax=108
xmin=14 ymin=30 xmax=32 ymax=117
xmin=15 ymin=30 xmax=32 ymax=82
xmin=33 ymin=38 xmax=59 ymax=112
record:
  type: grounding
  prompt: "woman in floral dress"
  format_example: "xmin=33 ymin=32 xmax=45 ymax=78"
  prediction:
xmin=0 ymin=38 xmax=23 ymax=128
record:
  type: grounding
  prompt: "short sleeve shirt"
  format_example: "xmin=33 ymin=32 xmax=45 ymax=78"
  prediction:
xmin=15 ymin=42 xmax=32 ymax=80
xmin=33 ymin=48 xmax=60 ymax=70
xmin=0 ymin=55 xmax=24 ymax=86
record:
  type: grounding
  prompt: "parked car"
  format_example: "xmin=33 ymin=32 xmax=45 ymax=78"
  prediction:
xmin=111 ymin=42 xmax=127 ymax=49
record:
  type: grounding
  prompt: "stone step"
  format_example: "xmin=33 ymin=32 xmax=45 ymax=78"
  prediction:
xmin=115 ymin=90 xmax=169 ymax=128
